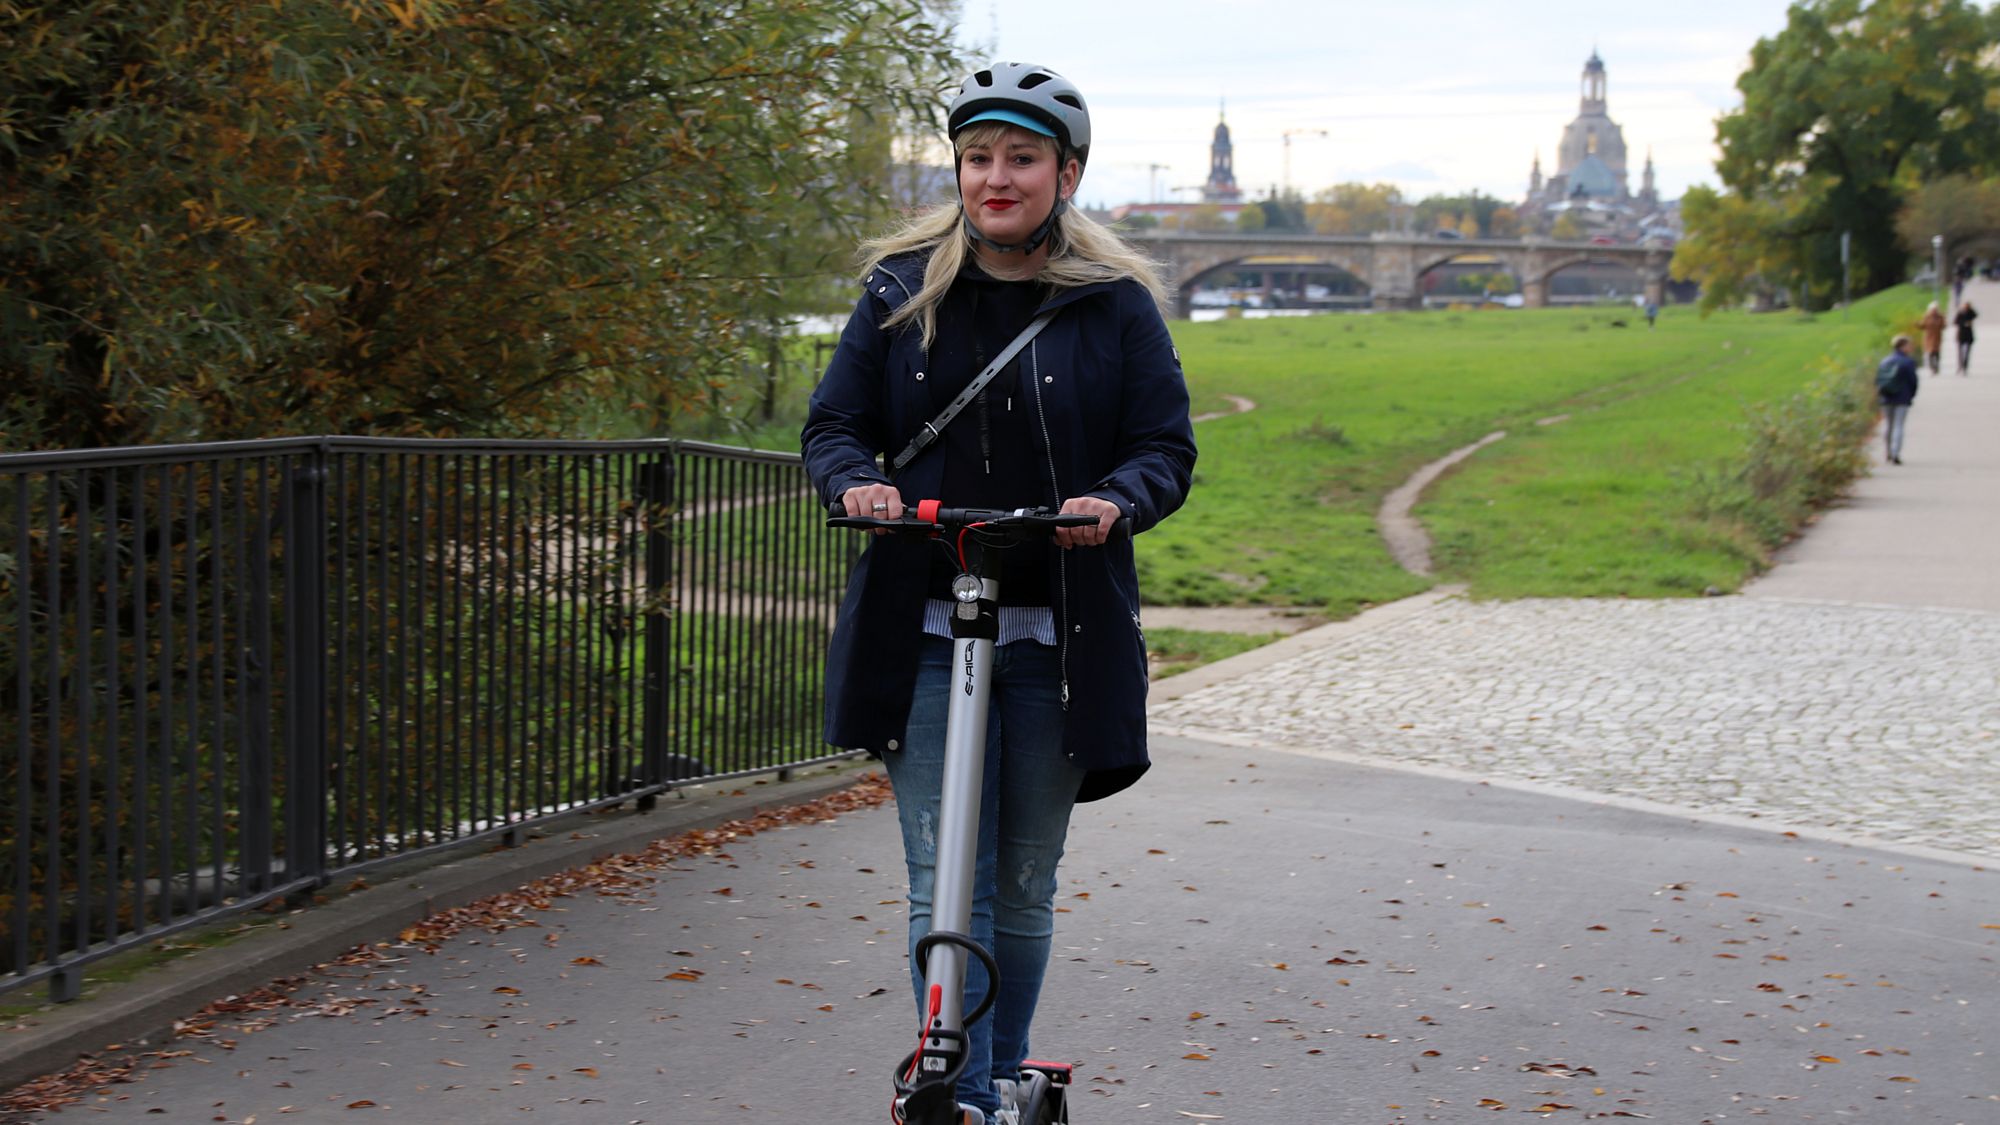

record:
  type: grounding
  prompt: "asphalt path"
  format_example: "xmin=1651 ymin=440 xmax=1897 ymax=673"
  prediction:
xmin=33 ymin=734 xmax=1995 ymax=1124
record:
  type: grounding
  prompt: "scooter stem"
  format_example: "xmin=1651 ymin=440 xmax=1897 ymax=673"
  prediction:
xmin=923 ymin=573 xmax=1000 ymax=1045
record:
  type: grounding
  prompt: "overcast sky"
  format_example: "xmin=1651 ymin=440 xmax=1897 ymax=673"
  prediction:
xmin=964 ymin=0 xmax=1801 ymax=210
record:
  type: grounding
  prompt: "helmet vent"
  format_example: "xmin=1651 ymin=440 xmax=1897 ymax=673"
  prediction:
xmin=972 ymin=70 xmax=993 ymax=87
xmin=1018 ymin=71 xmax=1052 ymax=89
xmin=1054 ymin=94 xmax=1081 ymax=110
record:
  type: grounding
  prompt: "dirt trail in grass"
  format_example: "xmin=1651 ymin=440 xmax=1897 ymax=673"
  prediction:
xmin=1376 ymin=430 xmax=1508 ymax=575
xmin=1190 ymin=394 xmax=1257 ymax=423
xmin=1375 ymin=411 xmax=1573 ymax=577
xmin=1147 ymin=394 xmax=1327 ymax=636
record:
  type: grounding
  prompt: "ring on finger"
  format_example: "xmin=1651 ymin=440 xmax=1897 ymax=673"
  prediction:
xmin=871 ymin=502 xmax=889 ymax=512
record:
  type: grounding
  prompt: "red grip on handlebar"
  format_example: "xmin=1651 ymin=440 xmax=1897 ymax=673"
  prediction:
xmin=915 ymin=498 xmax=942 ymax=525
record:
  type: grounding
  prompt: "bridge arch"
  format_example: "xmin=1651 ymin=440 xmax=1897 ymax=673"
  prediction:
xmin=1527 ymin=251 xmax=1656 ymax=306
xmin=1178 ymin=253 xmax=1375 ymax=316
xmin=1413 ymin=249 xmax=1534 ymax=306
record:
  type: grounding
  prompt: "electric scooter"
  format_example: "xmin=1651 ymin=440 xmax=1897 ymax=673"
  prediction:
xmin=829 ymin=500 xmax=1090 ymax=1125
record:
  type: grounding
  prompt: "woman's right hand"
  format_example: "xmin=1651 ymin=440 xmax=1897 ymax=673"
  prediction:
xmin=841 ymin=484 xmax=904 ymax=534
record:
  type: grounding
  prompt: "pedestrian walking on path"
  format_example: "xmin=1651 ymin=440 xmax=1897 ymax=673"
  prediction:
xmin=1954 ymin=300 xmax=1977 ymax=374
xmin=1875 ymin=333 xmax=1919 ymax=464
xmin=1918 ymin=301 xmax=1946 ymax=372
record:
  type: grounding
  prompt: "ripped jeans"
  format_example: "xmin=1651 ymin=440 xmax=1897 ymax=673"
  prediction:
xmin=883 ymin=635 xmax=1085 ymax=1118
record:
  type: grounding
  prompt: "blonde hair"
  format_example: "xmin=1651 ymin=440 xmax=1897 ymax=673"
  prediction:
xmin=859 ymin=123 xmax=1170 ymax=350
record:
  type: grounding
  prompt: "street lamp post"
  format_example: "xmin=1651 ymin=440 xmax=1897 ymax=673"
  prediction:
xmin=1840 ymin=230 xmax=1850 ymax=319
xmin=1933 ymin=234 xmax=1945 ymax=310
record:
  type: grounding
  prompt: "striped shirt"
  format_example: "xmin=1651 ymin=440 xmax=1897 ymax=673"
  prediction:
xmin=922 ymin=599 xmax=1056 ymax=646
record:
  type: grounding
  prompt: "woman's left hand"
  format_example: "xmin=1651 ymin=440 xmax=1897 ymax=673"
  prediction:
xmin=1055 ymin=495 xmax=1122 ymax=550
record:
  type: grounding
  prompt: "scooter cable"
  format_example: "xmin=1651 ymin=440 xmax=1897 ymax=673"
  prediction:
xmin=904 ymin=983 xmax=946 ymax=1086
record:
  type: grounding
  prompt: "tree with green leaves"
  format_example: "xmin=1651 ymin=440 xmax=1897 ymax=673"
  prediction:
xmin=1672 ymin=186 xmax=1811 ymax=310
xmin=1896 ymin=174 xmax=2000 ymax=260
xmin=1677 ymin=0 xmax=2000 ymax=310
xmin=0 ymin=0 xmax=960 ymax=450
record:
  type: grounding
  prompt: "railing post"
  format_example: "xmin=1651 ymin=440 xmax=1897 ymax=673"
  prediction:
xmin=282 ymin=449 xmax=330 ymax=894
xmin=636 ymin=454 xmax=675 ymax=810
xmin=242 ymin=461 xmax=276 ymax=898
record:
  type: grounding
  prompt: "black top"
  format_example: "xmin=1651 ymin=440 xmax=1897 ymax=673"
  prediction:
xmin=924 ymin=264 xmax=1054 ymax=607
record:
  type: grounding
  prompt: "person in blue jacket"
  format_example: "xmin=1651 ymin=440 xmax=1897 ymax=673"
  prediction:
xmin=1876 ymin=333 xmax=1919 ymax=464
xmin=802 ymin=63 xmax=1196 ymax=1125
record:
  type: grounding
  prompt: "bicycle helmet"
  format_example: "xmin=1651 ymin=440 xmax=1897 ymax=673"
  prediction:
xmin=948 ymin=62 xmax=1091 ymax=167
xmin=947 ymin=62 xmax=1091 ymax=255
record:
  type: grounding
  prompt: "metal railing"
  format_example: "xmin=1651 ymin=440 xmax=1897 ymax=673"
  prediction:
xmin=0 ymin=436 xmax=859 ymax=1001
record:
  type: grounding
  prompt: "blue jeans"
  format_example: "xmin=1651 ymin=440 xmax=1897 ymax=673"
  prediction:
xmin=883 ymin=636 xmax=1085 ymax=1118
xmin=1883 ymin=403 xmax=1911 ymax=460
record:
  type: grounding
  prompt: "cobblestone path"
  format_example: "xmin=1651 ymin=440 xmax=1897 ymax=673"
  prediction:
xmin=1152 ymin=594 xmax=2000 ymax=860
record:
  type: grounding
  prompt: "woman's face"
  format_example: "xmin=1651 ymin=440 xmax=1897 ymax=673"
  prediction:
xmin=957 ymin=125 xmax=1078 ymax=248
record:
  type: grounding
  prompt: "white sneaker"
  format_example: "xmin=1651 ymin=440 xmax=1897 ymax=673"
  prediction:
xmin=989 ymin=1078 xmax=1024 ymax=1124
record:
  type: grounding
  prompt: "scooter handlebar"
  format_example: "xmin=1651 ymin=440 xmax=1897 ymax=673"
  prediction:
xmin=827 ymin=501 xmax=1126 ymax=540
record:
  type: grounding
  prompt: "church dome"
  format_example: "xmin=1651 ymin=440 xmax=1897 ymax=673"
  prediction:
xmin=1567 ymin=153 xmax=1620 ymax=198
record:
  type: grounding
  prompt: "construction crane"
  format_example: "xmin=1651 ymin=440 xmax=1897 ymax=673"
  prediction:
xmin=1281 ymin=128 xmax=1329 ymax=197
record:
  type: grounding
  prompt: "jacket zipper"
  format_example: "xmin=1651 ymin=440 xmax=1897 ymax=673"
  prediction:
xmin=1027 ymin=339 xmax=1071 ymax=710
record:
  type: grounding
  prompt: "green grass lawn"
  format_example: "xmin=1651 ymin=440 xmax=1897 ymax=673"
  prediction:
xmin=1148 ymin=289 xmax=1924 ymax=616
xmin=1143 ymin=625 xmax=1286 ymax=679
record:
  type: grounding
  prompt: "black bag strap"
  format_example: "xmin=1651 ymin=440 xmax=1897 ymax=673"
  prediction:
xmin=891 ymin=310 xmax=1057 ymax=474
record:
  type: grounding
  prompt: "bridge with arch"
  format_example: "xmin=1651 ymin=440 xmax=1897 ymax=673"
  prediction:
xmin=1129 ymin=231 xmax=1676 ymax=317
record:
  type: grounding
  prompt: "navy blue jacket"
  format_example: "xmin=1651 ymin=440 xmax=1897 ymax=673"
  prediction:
xmin=801 ymin=252 xmax=1197 ymax=801
xmin=1877 ymin=350 xmax=1919 ymax=406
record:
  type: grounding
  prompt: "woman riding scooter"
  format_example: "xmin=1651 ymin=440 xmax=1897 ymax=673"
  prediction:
xmin=802 ymin=63 xmax=1197 ymax=1124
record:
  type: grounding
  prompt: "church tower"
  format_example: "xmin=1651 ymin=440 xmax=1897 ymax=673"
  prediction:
xmin=1552 ymin=50 xmax=1628 ymax=200
xmin=1522 ymin=49 xmax=1667 ymax=239
xmin=1580 ymin=50 xmax=1607 ymax=114
xmin=1203 ymin=102 xmax=1242 ymax=203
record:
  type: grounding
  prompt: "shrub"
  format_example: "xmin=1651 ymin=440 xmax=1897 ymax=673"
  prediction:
xmin=1689 ymin=358 xmax=1877 ymax=553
